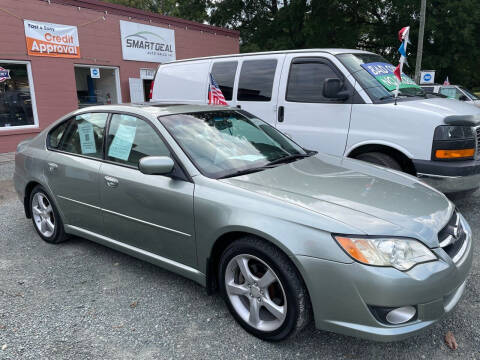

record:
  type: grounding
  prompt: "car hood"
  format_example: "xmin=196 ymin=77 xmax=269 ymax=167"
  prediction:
xmin=396 ymin=97 xmax=480 ymax=122
xmin=220 ymin=155 xmax=453 ymax=247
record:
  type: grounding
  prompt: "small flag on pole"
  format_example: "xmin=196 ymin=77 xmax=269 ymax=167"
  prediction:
xmin=443 ymin=77 xmax=450 ymax=85
xmin=394 ymin=26 xmax=410 ymax=99
xmin=208 ymin=74 xmax=228 ymax=105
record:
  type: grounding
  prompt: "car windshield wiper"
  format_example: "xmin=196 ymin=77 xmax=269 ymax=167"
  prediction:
xmin=218 ymin=166 xmax=269 ymax=179
xmin=378 ymin=94 xmax=394 ymax=101
xmin=267 ymin=151 xmax=316 ymax=166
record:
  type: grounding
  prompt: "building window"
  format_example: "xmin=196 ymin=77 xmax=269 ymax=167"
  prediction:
xmin=0 ymin=62 xmax=36 ymax=128
xmin=75 ymin=66 xmax=121 ymax=108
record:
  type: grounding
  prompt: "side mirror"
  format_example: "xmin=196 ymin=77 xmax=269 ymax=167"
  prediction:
xmin=323 ymin=78 xmax=349 ymax=100
xmin=459 ymin=95 xmax=468 ymax=101
xmin=139 ymin=156 xmax=174 ymax=175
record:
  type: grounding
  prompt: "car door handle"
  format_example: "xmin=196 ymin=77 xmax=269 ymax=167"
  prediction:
xmin=104 ymin=176 xmax=119 ymax=188
xmin=47 ymin=162 xmax=58 ymax=173
xmin=278 ymin=106 xmax=284 ymax=123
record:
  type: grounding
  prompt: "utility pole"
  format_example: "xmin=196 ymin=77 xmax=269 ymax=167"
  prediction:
xmin=415 ymin=0 xmax=427 ymax=83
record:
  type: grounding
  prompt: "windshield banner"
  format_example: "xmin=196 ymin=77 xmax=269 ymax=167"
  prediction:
xmin=360 ymin=62 xmax=419 ymax=91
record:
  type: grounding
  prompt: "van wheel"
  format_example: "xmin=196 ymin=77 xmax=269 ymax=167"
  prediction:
xmin=30 ymin=185 xmax=68 ymax=244
xmin=355 ymin=152 xmax=402 ymax=171
xmin=219 ymin=237 xmax=312 ymax=341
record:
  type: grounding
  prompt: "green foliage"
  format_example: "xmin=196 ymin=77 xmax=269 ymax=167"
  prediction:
xmin=106 ymin=0 xmax=480 ymax=87
xmin=209 ymin=0 xmax=480 ymax=88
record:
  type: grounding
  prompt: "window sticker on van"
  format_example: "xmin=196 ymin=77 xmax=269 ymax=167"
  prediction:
xmin=360 ymin=62 xmax=420 ymax=91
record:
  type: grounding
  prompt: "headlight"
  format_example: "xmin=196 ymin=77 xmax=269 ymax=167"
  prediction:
xmin=334 ymin=236 xmax=437 ymax=271
xmin=434 ymin=125 xmax=474 ymax=140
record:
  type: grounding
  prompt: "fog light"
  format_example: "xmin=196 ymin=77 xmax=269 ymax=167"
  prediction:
xmin=385 ymin=306 xmax=416 ymax=324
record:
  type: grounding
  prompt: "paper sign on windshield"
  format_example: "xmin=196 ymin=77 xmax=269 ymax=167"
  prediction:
xmin=361 ymin=62 xmax=420 ymax=91
xmin=77 ymin=122 xmax=96 ymax=154
xmin=108 ymin=124 xmax=137 ymax=161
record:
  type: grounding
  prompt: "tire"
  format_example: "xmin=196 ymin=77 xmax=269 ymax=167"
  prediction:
xmin=355 ymin=152 xmax=402 ymax=171
xmin=219 ymin=236 xmax=312 ymax=341
xmin=29 ymin=185 xmax=68 ymax=244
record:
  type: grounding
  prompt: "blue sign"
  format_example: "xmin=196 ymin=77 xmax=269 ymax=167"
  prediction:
xmin=423 ymin=73 xmax=432 ymax=81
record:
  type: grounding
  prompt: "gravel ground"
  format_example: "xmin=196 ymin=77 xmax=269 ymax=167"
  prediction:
xmin=0 ymin=160 xmax=479 ymax=359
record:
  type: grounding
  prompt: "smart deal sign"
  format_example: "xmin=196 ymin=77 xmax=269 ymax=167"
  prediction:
xmin=120 ymin=20 xmax=175 ymax=63
xmin=24 ymin=20 xmax=80 ymax=58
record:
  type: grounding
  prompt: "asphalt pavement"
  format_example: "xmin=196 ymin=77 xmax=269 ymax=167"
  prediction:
xmin=0 ymin=159 xmax=479 ymax=359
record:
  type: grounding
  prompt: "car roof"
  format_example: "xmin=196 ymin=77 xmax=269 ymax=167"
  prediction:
xmin=73 ymin=103 xmax=240 ymax=118
xmin=160 ymin=48 xmax=375 ymax=65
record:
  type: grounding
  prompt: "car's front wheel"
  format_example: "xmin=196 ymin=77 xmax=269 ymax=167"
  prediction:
xmin=30 ymin=185 xmax=68 ymax=244
xmin=219 ymin=237 xmax=311 ymax=341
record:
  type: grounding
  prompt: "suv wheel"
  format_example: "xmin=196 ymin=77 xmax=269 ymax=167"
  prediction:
xmin=356 ymin=152 xmax=402 ymax=171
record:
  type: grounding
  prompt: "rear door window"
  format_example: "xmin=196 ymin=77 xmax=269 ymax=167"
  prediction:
xmin=237 ymin=59 xmax=277 ymax=102
xmin=106 ymin=114 xmax=169 ymax=167
xmin=59 ymin=113 xmax=108 ymax=159
xmin=211 ymin=61 xmax=237 ymax=101
xmin=47 ymin=121 xmax=69 ymax=149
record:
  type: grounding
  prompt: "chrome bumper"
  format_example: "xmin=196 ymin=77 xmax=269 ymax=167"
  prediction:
xmin=417 ymin=172 xmax=480 ymax=193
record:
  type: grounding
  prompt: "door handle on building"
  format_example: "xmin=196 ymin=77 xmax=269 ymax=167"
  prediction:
xmin=104 ymin=176 xmax=119 ymax=188
xmin=47 ymin=162 xmax=58 ymax=173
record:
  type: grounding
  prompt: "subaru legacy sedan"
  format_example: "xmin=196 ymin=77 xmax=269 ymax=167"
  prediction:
xmin=14 ymin=104 xmax=472 ymax=341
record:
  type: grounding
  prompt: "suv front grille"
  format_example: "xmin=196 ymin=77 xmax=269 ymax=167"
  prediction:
xmin=438 ymin=211 xmax=468 ymax=263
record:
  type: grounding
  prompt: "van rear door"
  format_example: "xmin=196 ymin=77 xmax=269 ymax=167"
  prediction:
xmin=275 ymin=53 xmax=354 ymax=157
xmin=152 ymin=60 xmax=211 ymax=104
xmin=234 ymin=54 xmax=285 ymax=125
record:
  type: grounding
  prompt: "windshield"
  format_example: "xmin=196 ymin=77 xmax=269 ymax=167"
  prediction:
xmin=159 ymin=110 xmax=307 ymax=178
xmin=337 ymin=53 xmax=424 ymax=101
xmin=459 ymin=86 xmax=479 ymax=100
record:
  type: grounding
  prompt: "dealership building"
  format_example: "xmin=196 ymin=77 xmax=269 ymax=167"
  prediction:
xmin=0 ymin=0 xmax=239 ymax=152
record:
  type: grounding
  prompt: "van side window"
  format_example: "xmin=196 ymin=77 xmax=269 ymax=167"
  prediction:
xmin=237 ymin=59 xmax=277 ymax=102
xmin=286 ymin=61 xmax=340 ymax=103
xmin=211 ymin=61 xmax=237 ymax=101
xmin=59 ymin=113 xmax=108 ymax=159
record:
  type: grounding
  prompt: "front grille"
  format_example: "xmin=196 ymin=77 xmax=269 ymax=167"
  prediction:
xmin=438 ymin=211 xmax=467 ymax=262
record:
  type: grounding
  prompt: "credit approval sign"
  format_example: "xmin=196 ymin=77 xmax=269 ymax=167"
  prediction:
xmin=24 ymin=20 xmax=80 ymax=58
xmin=120 ymin=20 xmax=175 ymax=63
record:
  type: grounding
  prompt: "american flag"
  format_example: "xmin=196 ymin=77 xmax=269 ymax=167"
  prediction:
xmin=208 ymin=74 xmax=228 ymax=105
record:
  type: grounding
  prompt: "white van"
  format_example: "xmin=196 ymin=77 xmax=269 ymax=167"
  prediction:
xmin=151 ymin=49 xmax=480 ymax=193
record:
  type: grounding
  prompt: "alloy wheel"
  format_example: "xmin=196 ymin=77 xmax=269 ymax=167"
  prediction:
xmin=32 ymin=193 xmax=56 ymax=238
xmin=225 ymin=254 xmax=287 ymax=332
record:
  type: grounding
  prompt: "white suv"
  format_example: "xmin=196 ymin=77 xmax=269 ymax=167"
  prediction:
xmin=151 ymin=49 xmax=480 ymax=194
xmin=421 ymin=84 xmax=480 ymax=108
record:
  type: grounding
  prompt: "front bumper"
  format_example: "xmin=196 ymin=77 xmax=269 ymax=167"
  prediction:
xmin=413 ymin=158 xmax=480 ymax=193
xmin=296 ymin=224 xmax=473 ymax=341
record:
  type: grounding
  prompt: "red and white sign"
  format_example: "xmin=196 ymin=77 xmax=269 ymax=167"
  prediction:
xmin=24 ymin=20 xmax=80 ymax=58
xmin=0 ymin=67 xmax=10 ymax=83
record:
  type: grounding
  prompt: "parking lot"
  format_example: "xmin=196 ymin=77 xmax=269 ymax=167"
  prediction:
xmin=0 ymin=157 xmax=479 ymax=360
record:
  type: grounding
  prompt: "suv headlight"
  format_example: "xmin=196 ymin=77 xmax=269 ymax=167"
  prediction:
xmin=434 ymin=125 xmax=474 ymax=140
xmin=334 ymin=236 xmax=437 ymax=271
xmin=433 ymin=125 xmax=476 ymax=160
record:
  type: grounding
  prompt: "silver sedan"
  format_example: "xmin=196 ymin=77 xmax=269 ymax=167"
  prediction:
xmin=14 ymin=104 xmax=472 ymax=341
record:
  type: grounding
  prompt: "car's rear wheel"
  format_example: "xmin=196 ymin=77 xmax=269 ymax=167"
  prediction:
xmin=355 ymin=152 xmax=402 ymax=171
xmin=219 ymin=237 xmax=311 ymax=341
xmin=30 ymin=186 xmax=68 ymax=244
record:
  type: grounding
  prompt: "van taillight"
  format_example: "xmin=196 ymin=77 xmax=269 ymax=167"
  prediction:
xmin=149 ymin=81 xmax=154 ymax=100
